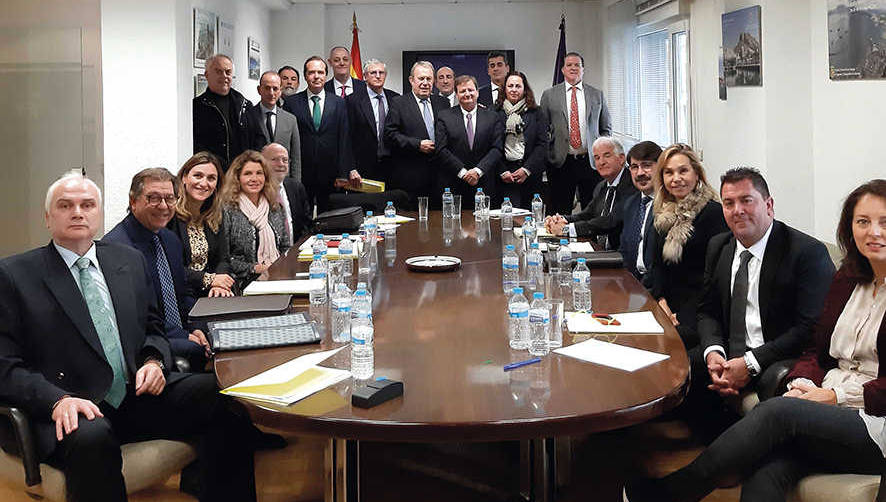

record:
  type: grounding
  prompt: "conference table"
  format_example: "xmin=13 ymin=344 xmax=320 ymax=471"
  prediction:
xmin=214 ymin=211 xmax=689 ymax=502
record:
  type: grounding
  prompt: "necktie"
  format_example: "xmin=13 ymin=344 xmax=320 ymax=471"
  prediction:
xmin=466 ymin=112 xmax=474 ymax=149
xmin=569 ymin=86 xmax=582 ymax=150
xmin=629 ymin=196 xmax=652 ymax=271
xmin=376 ymin=95 xmax=386 ymax=139
xmin=311 ymin=95 xmax=321 ymax=130
xmin=340 ymin=84 xmax=347 ymax=98
xmin=152 ymin=234 xmax=183 ymax=329
xmin=421 ymin=99 xmax=434 ymax=140
xmin=729 ymin=250 xmax=754 ymax=358
xmin=74 ymin=257 xmax=126 ymax=408
xmin=600 ymin=186 xmax=617 ymax=217
xmin=265 ymin=110 xmax=274 ymax=140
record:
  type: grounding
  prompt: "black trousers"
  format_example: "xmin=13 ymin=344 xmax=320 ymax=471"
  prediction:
xmin=48 ymin=373 xmax=258 ymax=502
xmin=546 ymin=154 xmax=602 ymax=215
xmin=497 ymin=160 xmax=544 ymax=210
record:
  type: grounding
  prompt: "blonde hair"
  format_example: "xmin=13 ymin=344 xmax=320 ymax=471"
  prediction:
xmin=221 ymin=150 xmax=279 ymax=210
xmin=175 ymin=152 xmax=224 ymax=232
xmin=653 ymin=143 xmax=716 ymax=211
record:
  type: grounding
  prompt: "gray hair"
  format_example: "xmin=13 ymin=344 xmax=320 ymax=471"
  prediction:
xmin=592 ymin=136 xmax=624 ymax=156
xmin=362 ymin=59 xmax=386 ymax=75
xmin=206 ymin=54 xmax=232 ymax=70
xmin=410 ymin=61 xmax=435 ymax=76
xmin=45 ymin=171 xmax=102 ymax=213
xmin=261 ymin=142 xmax=287 ymax=156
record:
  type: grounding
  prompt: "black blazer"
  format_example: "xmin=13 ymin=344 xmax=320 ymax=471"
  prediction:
xmin=566 ymin=168 xmax=638 ymax=246
xmin=324 ymin=78 xmax=367 ymax=96
xmin=648 ymin=200 xmax=729 ymax=331
xmin=282 ymin=90 xmax=353 ymax=185
xmin=697 ymin=220 xmax=836 ymax=369
xmin=478 ymin=85 xmax=494 ymax=109
xmin=192 ymin=88 xmax=252 ymax=170
xmin=283 ymin=177 xmax=312 ymax=242
xmin=383 ymin=93 xmax=451 ymax=197
xmin=0 ymin=242 xmax=178 ymax=458
xmin=166 ymin=216 xmax=231 ymax=295
xmin=495 ymin=107 xmax=548 ymax=177
xmin=346 ymin=87 xmax=400 ymax=182
xmin=434 ymin=106 xmax=505 ymax=203
xmin=618 ymin=192 xmax=656 ymax=281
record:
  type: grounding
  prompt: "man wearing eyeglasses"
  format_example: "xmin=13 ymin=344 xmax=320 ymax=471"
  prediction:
xmin=618 ymin=140 xmax=662 ymax=280
xmin=346 ymin=59 xmax=400 ymax=184
xmin=103 ymin=168 xmax=211 ymax=371
xmin=193 ymin=54 xmax=253 ymax=171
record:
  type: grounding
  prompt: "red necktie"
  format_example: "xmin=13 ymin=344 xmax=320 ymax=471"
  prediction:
xmin=569 ymin=86 xmax=582 ymax=150
xmin=340 ymin=84 xmax=347 ymax=98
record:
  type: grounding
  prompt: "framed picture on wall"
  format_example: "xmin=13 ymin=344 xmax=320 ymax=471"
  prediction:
xmin=827 ymin=0 xmax=886 ymax=80
xmin=722 ymin=5 xmax=762 ymax=87
xmin=218 ymin=19 xmax=234 ymax=59
xmin=248 ymin=37 xmax=260 ymax=80
xmin=194 ymin=74 xmax=208 ymax=97
xmin=193 ymin=8 xmax=217 ymax=69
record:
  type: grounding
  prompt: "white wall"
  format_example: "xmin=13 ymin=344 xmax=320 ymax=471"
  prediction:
xmin=270 ymin=1 xmax=603 ymax=96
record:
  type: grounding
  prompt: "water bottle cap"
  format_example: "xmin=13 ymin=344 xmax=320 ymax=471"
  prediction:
xmin=506 ymin=244 xmax=515 ymax=251
xmin=366 ymin=211 xmax=373 ymax=216
xmin=533 ymin=292 xmax=544 ymax=299
xmin=503 ymin=197 xmax=510 ymax=201
xmin=444 ymin=187 xmax=451 ymax=193
xmin=560 ymin=239 xmax=569 ymax=245
xmin=313 ymin=253 xmax=322 ymax=259
xmin=534 ymin=193 xmax=540 ymax=197
xmin=342 ymin=233 xmax=350 ymax=238
xmin=512 ymin=287 xmax=523 ymax=294
xmin=477 ymin=188 xmax=483 ymax=193
xmin=525 ymin=216 xmax=532 ymax=222
xmin=386 ymin=201 xmax=393 ymax=206
xmin=357 ymin=282 xmax=367 ymax=288
xmin=355 ymin=290 xmax=366 ymax=296
xmin=530 ymin=242 xmax=539 ymax=249
xmin=577 ymin=257 xmax=587 ymax=263
xmin=316 ymin=233 xmax=324 ymax=239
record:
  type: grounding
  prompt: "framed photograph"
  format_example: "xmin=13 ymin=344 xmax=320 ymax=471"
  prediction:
xmin=248 ymin=37 xmax=261 ymax=80
xmin=722 ymin=5 xmax=762 ymax=87
xmin=194 ymin=74 xmax=208 ymax=97
xmin=828 ymin=0 xmax=886 ymax=80
xmin=193 ymin=8 xmax=217 ymax=69
xmin=718 ymin=52 xmax=727 ymax=100
xmin=218 ymin=19 xmax=234 ymax=58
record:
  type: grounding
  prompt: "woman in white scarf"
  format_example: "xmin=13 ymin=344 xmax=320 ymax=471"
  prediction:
xmin=222 ymin=150 xmax=290 ymax=286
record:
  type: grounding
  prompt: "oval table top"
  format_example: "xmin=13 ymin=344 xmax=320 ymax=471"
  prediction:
xmin=214 ymin=212 xmax=689 ymax=442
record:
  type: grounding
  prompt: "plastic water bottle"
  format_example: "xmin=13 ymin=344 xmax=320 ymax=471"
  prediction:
xmin=384 ymin=201 xmax=396 ymax=219
xmin=501 ymin=197 xmax=513 ymax=231
xmin=529 ymin=292 xmax=551 ymax=356
xmin=474 ymin=188 xmax=485 ymax=221
xmin=522 ymin=216 xmax=537 ymax=251
xmin=526 ymin=243 xmax=543 ymax=292
xmin=531 ymin=193 xmax=544 ymax=223
xmin=331 ymin=283 xmax=352 ymax=343
xmin=356 ymin=281 xmax=372 ymax=305
xmin=312 ymin=234 xmax=328 ymax=258
xmin=557 ymin=239 xmax=572 ymax=287
xmin=502 ymin=244 xmax=519 ymax=293
xmin=339 ymin=233 xmax=353 ymax=277
xmin=350 ymin=288 xmax=374 ymax=379
xmin=508 ymin=287 xmax=530 ymax=350
xmin=442 ymin=188 xmax=454 ymax=219
xmin=309 ymin=254 xmax=328 ymax=305
xmin=364 ymin=211 xmax=378 ymax=272
xmin=572 ymin=257 xmax=591 ymax=311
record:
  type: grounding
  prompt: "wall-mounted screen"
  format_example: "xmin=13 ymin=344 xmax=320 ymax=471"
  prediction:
xmin=401 ymin=50 xmax=515 ymax=93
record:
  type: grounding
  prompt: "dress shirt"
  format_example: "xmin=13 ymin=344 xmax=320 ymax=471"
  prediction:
xmin=367 ymin=87 xmax=387 ymax=133
xmin=278 ymin=185 xmax=294 ymax=247
xmin=703 ymin=222 xmax=773 ymax=372
xmin=260 ymin=103 xmax=277 ymax=137
xmin=564 ymin=81 xmax=588 ymax=154
xmin=332 ymin=77 xmax=355 ymax=97
xmin=307 ymin=89 xmax=325 ymax=117
xmin=412 ymin=92 xmax=434 ymax=121
xmin=566 ymin=168 xmax=624 ymax=237
xmin=636 ymin=193 xmax=654 ymax=274
xmin=54 ymin=241 xmax=126 ymax=371
xmin=456 ymin=106 xmax=484 ymax=179
xmin=441 ymin=92 xmax=457 ymax=107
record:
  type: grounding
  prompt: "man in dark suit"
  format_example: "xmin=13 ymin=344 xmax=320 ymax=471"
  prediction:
xmin=619 ymin=141 xmax=662 ymax=281
xmin=0 ymin=173 xmax=259 ymax=501
xmin=346 ymin=58 xmax=400 ymax=184
xmin=263 ymin=142 xmax=312 ymax=245
xmin=697 ymin=167 xmax=835 ymax=406
xmin=477 ymin=51 xmax=510 ymax=108
xmin=539 ymin=52 xmax=612 ymax=214
xmin=384 ymin=61 xmax=450 ymax=207
xmin=436 ymin=74 xmax=504 ymax=207
xmin=434 ymin=66 xmax=457 ymax=107
xmin=102 ymin=168 xmax=210 ymax=371
xmin=249 ymin=71 xmax=302 ymax=181
xmin=545 ymin=137 xmax=637 ymax=250
xmin=324 ymin=46 xmax=367 ymax=98
xmin=282 ymin=56 xmax=354 ymax=212
xmin=193 ymin=54 xmax=252 ymax=171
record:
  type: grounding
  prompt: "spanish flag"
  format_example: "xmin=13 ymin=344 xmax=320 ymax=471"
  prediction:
xmin=349 ymin=12 xmax=363 ymax=80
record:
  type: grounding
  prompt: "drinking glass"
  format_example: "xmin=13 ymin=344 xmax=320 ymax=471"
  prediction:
xmin=547 ymin=298 xmax=564 ymax=348
xmin=418 ymin=196 xmax=429 ymax=221
xmin=452 ymin=195 xmax=462 ymax=219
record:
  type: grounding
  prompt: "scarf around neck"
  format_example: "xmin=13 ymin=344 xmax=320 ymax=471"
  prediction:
xmin=653 ymin=182 xmax=718 ymax=264
xmin=237 ymin=192 xmax=279 ymax=275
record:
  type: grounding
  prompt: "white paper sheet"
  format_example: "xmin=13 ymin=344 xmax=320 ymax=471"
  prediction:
xmin=243 ymin=279 xmax=324 ymax=296
xmin=553 ymin=339 xmax=669 ymax=372
xmin=568 ymin=242 xmax=594 ymax=253
xmin=487 ymin=208 xmax=532 ymax=218
xmin=565 ymin=311 xmax=664 ymax=334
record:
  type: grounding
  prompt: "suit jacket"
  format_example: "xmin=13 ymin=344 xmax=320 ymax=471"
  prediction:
xmin=192 ymin=88 xmax=252 ymax=170
xmin=435 ymin=90 xmax=458 ymax=107
xmin=565 ymin=167 xmax=637 ymax=246
xmin=384 ymin=93 xmax=451 ymax=199
xmin=324 ymin=77 xmax=367 ymax=97
xmin=282 ymin=90 xmax=353 ymax=187
xmin=346 ymin=87 xmax=401 ymax=182
xmin=538 ymin=81 xmax=612 ymax=169
xmin=495 ymin=107 xmax=549 ymax=177
xmin=248 ymin=103 xmax=303 ymax=181
xmin=618 ymin=192 xmax=656 ymax=280
xmin=222 ymin=202 xmax=290 ymax=287
xmin=478 ymin=85 xmax=496 ymax=109
xmin=102 ymin=214 xmax=198 ymax=353
xmin=697 ymin=220 xmax=835 ymax=369
xmin=282 ymin=178 xmax=312 ymax=242
xmin=0 ymin=241 xmax=177 ymax=458
xmin=435 ymin=105 xmax=505 ymax=203
xmin=166 ymin=215 xmax=231 ymax=295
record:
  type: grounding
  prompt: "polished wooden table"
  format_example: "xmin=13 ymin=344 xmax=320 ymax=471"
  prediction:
xmin=214 ymin=212 xmax=689 ymax=502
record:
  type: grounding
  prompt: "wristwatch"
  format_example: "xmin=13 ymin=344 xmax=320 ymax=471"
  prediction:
xmin=743 ymin=353 xmax=759 ymax=377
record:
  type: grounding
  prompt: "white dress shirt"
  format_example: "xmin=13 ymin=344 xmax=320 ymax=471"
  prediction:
xmin=491 ymin=83 xmax=501 ymax=105
xmin=278 ymin=185 xmax=294 ymax=247
xmin=636 ymin=193 xmax=655 ymax=274
xmin=332 ymin=77 xmax=355 ymax=97
xmin=307 ymin=89 xmax=326 ymax=117
xmin=367 ymin=87 xmax=387 ymax=135
xmin=259 ymin=103 xmax=277 ymax=138
xmin=566 ymin=168 xmax=624 ymax=237
xmin=564 ymin=81 xmax=588 ymax=154
xmin=457 ymin=106 xmax=483 ymax=179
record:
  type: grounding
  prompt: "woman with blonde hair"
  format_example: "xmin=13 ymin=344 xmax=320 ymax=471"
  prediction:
xmin=168 ymin=151 xmax=235 ymax=297
xmin=647 ymin=144 xmax=728 ymax=361
xmin=222 ymin=150 xmax=290 ymax=287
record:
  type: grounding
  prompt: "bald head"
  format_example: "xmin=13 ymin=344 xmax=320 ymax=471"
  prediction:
xmin=261 ymin=143 xmax=289 ymax=183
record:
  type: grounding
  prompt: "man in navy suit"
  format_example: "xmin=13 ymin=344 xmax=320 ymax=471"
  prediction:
xmin=0 ymin=173 xmax=259 ymax=501
xmin=102 ymin=168 xmax=210 ymax=370
xmin=324 ymin=46 xmax=367 ymax=98
xmin=435 ymin=75 xmax=505 ymax=206
xmin=477 ymin=51 xmax=510 ymax=108
xmin=262 ymin=142 xmax=312 ymax=245
xmin=384 ymin=61 xmax=451 ymax=207
xmin=283 ymin=56 xmax=354 ymax=212
xmin=346 ymin=58 xmax=400 ymax=184
xmin=618 ymin=140 xmax=662 ymax=281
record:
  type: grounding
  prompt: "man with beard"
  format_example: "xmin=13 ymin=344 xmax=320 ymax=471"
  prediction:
xmin=278 ymin=65 xmax=300 ymax=97
xmin=618 ymin=140 xmax=662 ymax=281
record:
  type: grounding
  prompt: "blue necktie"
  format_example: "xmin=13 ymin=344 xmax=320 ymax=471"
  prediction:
xmin=152 ymin=234 xmax=182 ymax=329
xmin=74 ymin=257 xmax=127 ymax=408
xmin=421 ymin=99 xmax=434 ymax=140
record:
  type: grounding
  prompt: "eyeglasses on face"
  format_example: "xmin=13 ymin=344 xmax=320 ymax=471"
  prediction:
xmin=144 ymin=194 xmax=177 ymax=207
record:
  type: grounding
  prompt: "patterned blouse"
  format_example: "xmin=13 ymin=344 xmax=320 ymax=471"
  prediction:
xmin=186 ymin=223 xmax=213 ymax=289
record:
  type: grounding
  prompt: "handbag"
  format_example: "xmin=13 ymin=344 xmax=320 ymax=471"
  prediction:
xmin=313 ymin=206 xmax=363 ymax=233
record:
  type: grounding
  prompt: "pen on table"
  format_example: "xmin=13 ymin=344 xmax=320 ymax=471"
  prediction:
xmin=503 ymin=357 xmax=542 ymax=371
